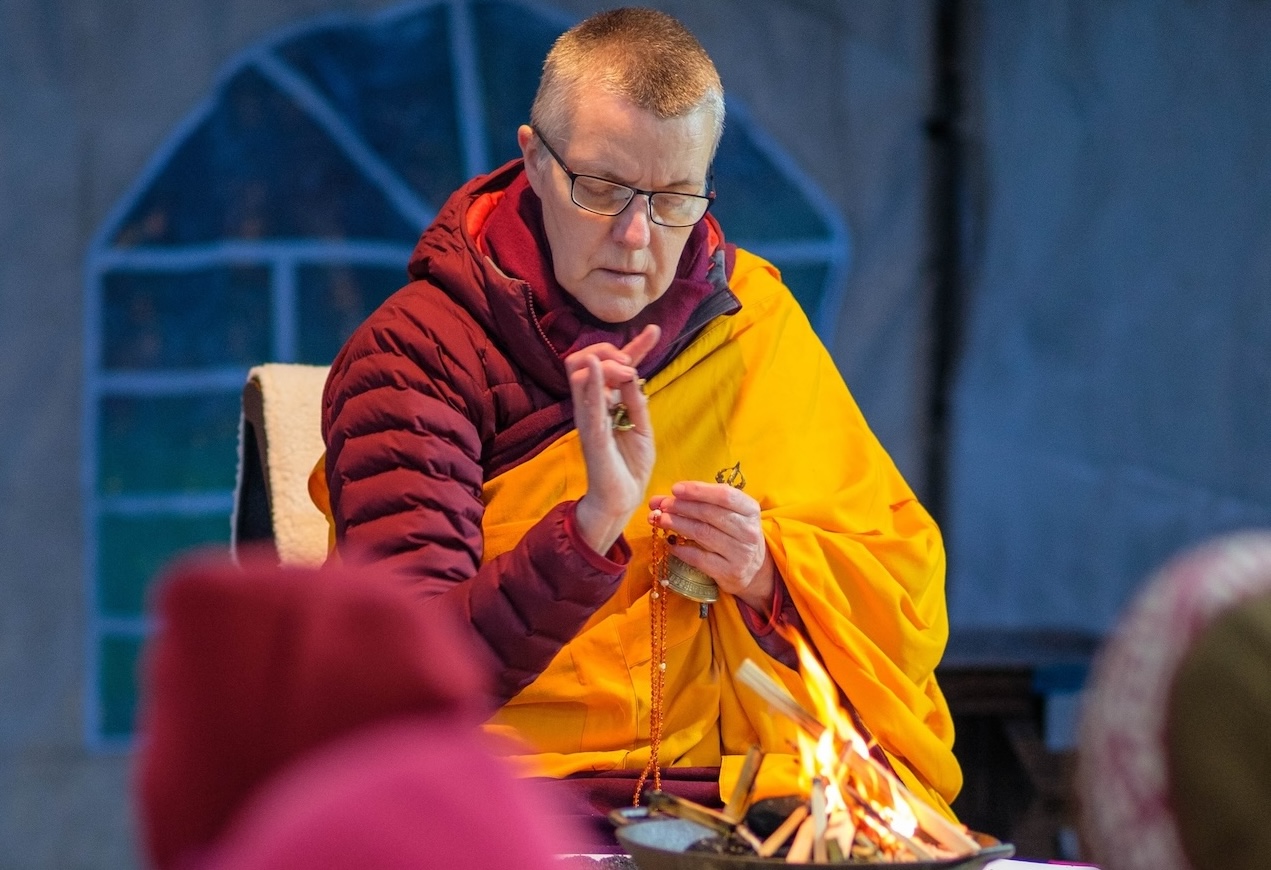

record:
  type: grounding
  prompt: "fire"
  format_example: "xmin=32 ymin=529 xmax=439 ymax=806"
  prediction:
xmin=643 ymin=641 xmax=1001 ymax=864
xmin=792 ymin=632 xmax=870 ymax=759
xmin=882 ymin=779 xmax=919 ymax=838
xmin=758 ymin=629 xmax=976 ymax=862
xmin=787 ymin=629 xmax=879 ymax=802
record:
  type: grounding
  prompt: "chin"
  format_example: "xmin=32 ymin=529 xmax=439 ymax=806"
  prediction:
xmin=589 ymin=303 xmax=646 ymax=324
xmin=573 ymin=282 xmax=657 ymax=324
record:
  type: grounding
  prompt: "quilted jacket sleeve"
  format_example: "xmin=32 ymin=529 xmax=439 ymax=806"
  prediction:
xmin=322 ymin=296 xmax=626 ymax=707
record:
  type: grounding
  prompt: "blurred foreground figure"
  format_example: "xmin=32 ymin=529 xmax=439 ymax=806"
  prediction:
xmin=135 ymin=550 xmax=574 ymax=870
xmin=1077 ymin=531 xmax=1271 ymax=870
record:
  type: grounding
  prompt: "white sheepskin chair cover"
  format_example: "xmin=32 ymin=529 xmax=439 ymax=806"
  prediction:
xmin=233 ymin=363 xmax=331 ymax=567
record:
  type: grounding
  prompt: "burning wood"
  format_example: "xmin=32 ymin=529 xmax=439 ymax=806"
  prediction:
xmin=722 ymin=745 xmax=764 ymax=824
xmin=643 ymin=785 xmax=984 ymax=866
xmin=757 ymin=804 xmax=807 ymax=858
xmin=735 ymin=660 xmax=825 ymax=737
xmin=629 ymin=633 xmax=1000 ymax=864
xmin=701 ymin=648 xmax=983 ymax=864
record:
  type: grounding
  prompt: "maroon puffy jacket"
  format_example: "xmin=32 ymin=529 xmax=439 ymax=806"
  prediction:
xmin=321 ymin=161 xmax=739 ymax=705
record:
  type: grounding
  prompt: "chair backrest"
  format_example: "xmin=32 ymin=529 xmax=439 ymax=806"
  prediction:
xmin=232 ymin=363 xmax=331 ymax=566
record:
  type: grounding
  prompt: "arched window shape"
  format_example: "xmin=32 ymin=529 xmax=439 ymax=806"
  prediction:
xmin=83 ymin=0 xmax=849 ymax=746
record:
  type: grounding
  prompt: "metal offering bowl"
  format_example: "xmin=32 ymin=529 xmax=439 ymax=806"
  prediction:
xmin=611 ymin=810 xmax=1014 ymax=870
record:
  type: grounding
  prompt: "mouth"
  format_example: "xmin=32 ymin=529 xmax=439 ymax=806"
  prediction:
xmin=599 ymin=267 xmax=645 ymax=284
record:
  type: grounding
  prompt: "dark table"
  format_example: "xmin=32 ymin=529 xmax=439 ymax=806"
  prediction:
xmin=938 ymin=629 xmax=1102 ymax=861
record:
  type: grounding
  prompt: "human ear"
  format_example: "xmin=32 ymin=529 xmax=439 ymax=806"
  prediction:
xmin=517 ymin=125 xmax=545 ymax=196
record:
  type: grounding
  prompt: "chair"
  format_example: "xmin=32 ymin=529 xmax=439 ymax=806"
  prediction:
xmin=232 ymin=363 xmax=331 ymax=566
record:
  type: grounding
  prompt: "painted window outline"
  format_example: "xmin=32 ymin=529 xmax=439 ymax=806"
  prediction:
xmin=82 ymin=0 xmax=850 ymax=749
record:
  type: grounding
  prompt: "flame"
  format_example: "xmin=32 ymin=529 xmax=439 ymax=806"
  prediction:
xmin=881 ymin=778 xmax=919 ymax=838
xmin=779 ymin=626 xmax=924 ymax=857
xmin=797 ymin=724 xmax=848 ymax=814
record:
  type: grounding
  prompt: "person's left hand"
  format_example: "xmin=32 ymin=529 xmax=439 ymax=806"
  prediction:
xmin=648 ymin=482 xmax=775 ymax=617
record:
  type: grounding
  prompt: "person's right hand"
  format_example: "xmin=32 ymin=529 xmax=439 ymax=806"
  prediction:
xmin=568 ymin=324 xmax=661 ymax=555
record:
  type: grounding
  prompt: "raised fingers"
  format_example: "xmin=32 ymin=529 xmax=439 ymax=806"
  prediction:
xmin=564 ymin=337 xmax=635 ymax=385
xmin=568 ymin=354 xmax=611 ymax=437
xmin=565 ymin=354 xmax=638 ymax=390
xmin=564 ymin=341 xmax=629 ymax=369
xmin=563 ymin=324 xmax=661 ymax=399
xmin=621 ymin=324 xmax=661 ymax=368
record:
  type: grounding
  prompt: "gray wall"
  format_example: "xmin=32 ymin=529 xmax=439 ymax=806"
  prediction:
xmin=948 ymin=1 xmax=1271 ymax=633
xmin=1 ymin=0 xmax=934 ymax=865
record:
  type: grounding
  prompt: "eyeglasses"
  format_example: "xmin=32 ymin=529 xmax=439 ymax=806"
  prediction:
xmin=532 ymin=126 xmax=714 ymax=228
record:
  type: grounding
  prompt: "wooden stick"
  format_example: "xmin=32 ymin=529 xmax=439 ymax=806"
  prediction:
xmin=647 ymin=791 xmax=733 ymax=836
xmin=734 ymin=824 xmax=765 ymax=854
xmin=736 ymin=660 xmax=825 ymax=737
xmin=902 ymin=783 xmax=980 ymax=855
xmin=785 ymin=815 xmax=816 ymax=863
xmin=647 ymin=790 xmax=763 ymax=854
xmin=811 ymin=777 xmax=828 ymax=863
xmin=757 ymin=804 xmax=808 ymax=858
xmin=838 ymin=741 xmax=979 ymax=856
xmin=824 ymin=809 xmax=857 ymax=863
xmin=723 ymin=745 xmax=764 ymax=824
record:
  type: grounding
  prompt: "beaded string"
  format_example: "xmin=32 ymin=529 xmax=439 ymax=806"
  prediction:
xmin=634 ymin=526 xmax=671 ymax=805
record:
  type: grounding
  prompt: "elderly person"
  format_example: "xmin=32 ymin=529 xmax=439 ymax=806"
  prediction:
xmin=313 ymin=6 xmax=959 ymax=837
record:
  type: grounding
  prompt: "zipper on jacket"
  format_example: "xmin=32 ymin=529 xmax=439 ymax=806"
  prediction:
xmin=522 ymin=283 xmax=563 ymax=359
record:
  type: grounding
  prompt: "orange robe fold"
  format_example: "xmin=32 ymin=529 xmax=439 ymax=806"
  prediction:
xmin=479 ymin=249 xmax=960 ymax=814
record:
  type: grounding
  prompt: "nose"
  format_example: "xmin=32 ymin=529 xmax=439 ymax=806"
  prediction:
xmin=611 ymin=194 xmax=653 ymax=249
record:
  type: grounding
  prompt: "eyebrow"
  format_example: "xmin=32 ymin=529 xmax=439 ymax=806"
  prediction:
xmin=534 ymin=127 xmax=707 ymax=193
xmin=569 ymin=157 xmax=704 ymax=193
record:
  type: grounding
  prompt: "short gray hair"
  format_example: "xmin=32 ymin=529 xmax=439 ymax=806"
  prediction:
xmin=530 ymin=8 xmax=725 ymax=164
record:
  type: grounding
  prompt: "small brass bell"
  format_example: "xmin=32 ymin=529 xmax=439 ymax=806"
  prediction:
xmin=665 ymin=555 xmax=719 ymax=607
xmin=664 ymin=463 xmax=746 ymax=618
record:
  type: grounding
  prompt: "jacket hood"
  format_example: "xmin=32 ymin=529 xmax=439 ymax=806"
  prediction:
xmin=405 ymin=160 xmax=521 ymax=328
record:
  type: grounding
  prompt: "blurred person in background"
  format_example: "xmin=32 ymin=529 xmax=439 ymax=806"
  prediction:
xmin=1078 ymin=531 xmax=1271 ymax=870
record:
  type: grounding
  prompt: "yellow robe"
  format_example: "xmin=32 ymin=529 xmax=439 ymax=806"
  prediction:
xmin=478 ymin=249 xmax=961 ymax=814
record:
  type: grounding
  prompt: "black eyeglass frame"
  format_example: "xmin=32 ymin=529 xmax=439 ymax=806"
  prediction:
xmin=531 ymin=126 xmax=715 ymax=228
